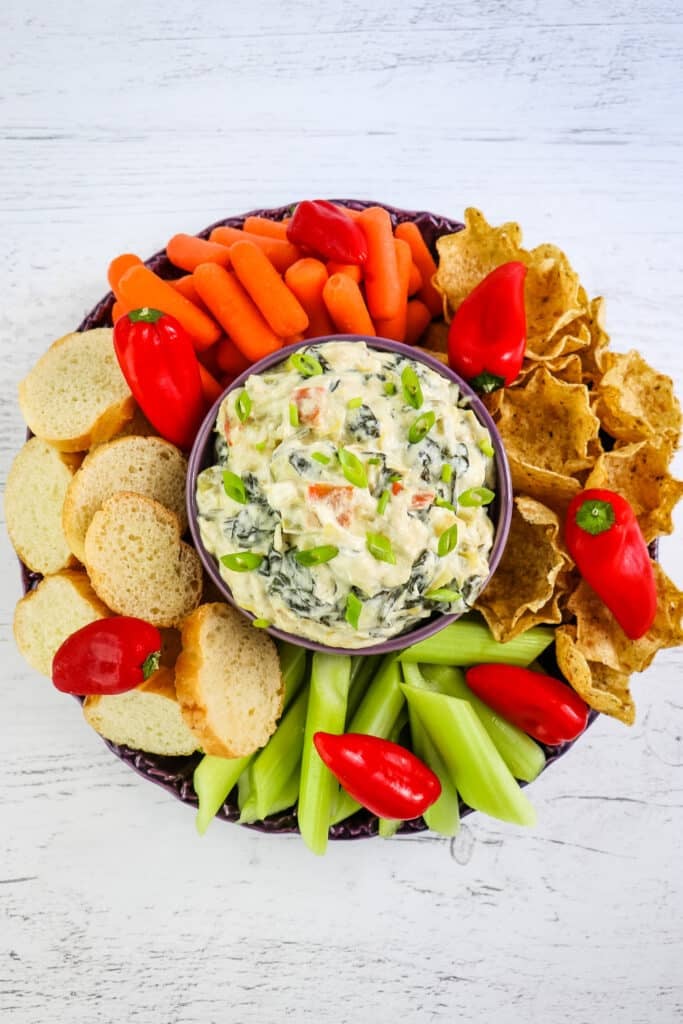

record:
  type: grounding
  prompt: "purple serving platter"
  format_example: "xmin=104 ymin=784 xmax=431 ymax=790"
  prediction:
xmin=19 ymin=200 xmax=597 ymax=839
xmin=187 ymin=335 xmax=512 ymax=656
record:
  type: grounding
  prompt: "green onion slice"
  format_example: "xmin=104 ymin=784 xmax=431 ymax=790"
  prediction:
xmin=366 ymin=532 xmax=396 ymax=564
xmin=312 ymin=451 xmax=331 ymax=465
xmin=220 ymin=551 xmax=264 ymax=572
xmin=408 ymin=410 xmax=436 ymax=444
xmin=459 ymin=487 xmax=495 ymax=507
xmin=288 ymin=351 xmax=323 ymax=378
xmin=478 ymin=438 xmax=495 ymax=458
xmin=254 ymin=440 xmax=268 ymax=453
xmin=252 ymin=618 xmax=271 ymax=629
xmin=425 ymin=587 xmax=461 ymax=602
xmin=401 ymin=365 xmax=424 ymax=409
xmin=289 ymin=402 xmax=300 ymax=427
xmin=440 ymin=464 xmax=453 ymax=483
xmin=367 ymin=456 xmax=382 ymax=465
xmin=347 ymin=396 xmax=363 ymax=409
xmin=235 ymin=390 xmax=252 ymax=423
xmin=437 ymin=523 xmax=459 ymax=557
xmin=345 ymin=592 xmax=363 ymax=630
xmin=383 ymin=380 xmax=397 ymax=396
xmin=338 ymin=448 xmax=367 ymax=488
xmin=222 ymin=470 xmax=247 ymax=504
xmin=294 ymin=545 xmax=339 ymax=567
xmin=435 ymin=497 xmax=455 ymax=512
xmin=377 ymin=490 xmax=390 ymax=515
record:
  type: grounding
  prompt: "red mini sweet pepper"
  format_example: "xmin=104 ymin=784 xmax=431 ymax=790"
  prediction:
xmin=447 ymin=261 xmax=528 ymax=392
xmin=565 ymin=488 xmax=657 ymax=640
xmin=286 ymin=200 xmax=369 ymax=265
xmin=52 ymin=617 xmax=162 ymax=696
xmin=466 ymin=664 xmax=589 ymax=746
xmin=313 ymin=732 xmax=441 ymax=820
xmin=113 ymin=307 xmax=207 ymax=450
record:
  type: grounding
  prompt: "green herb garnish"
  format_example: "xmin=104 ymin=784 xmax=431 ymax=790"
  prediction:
xmin=294 ymin=545 xmax=339 ymax=567
xmin=366 ymin=532 xmax=396 ymax=564
xmin=338 ymin=448 xmax=367 ymax=488
xmin=383 ymin=380 xmax=397 ymax=396
xmin=289 ymin=351 xmax=323 ymax=378
xmin=440 ymin=464 xmax=453 ymax=483
xmin=425 ymin=587 xmax=461 ymax=602
xmin=289 ymin=402 xmax=300 ymax=427
xmin=437 ymin=523 xmax=459 ymax=557
xmin=345 ymin=592 xmax=363 ymax=630
xmin=222 ymin=470 xmax=247 ymax=504
xmin=435 ymin=497 xmax=456 ymax=512
xmin=408 ymin=410 xmax=436 ymax=444
xmin=459 ymin=487 xmax=495 ymax=507
xmin=478 ymin=438 xmax=495 ymax=458
xmin=347 ymin=397 xmax=363 ymax=409
xmin=252 ymin=618 xmax=271 ymax=629
xmin=377 ymin=490 xmax=390 ymax=515
xmin=220 ymin=551 xmax=264 ymax=572
xmin=401 ymin=365 xmax=423 ymax=409
xmin=235 ymin=389 xmax=252 ymax=423
xmin=312 ymin=451 xmax=331 ymax=465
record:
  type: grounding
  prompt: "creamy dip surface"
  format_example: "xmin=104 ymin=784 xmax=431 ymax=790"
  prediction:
xmin=196 ymin=341 xmax=496 ymax=648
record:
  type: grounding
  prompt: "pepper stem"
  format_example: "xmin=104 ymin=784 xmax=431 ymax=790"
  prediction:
xmin=469 ymin=371 xmax=505 ymax=394
xmin=128 ymin=307 xmax=165 ymax=324
xmin=142 ymin=651 xmax=161 ymax=679
xmin=575 ymin=498 xmax=616 ymax=536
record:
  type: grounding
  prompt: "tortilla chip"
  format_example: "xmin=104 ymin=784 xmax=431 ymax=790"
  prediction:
xmin=507 ymin=454 xmax=581 ymax=516
xmin=475 ymin=496 xmax=570 ymax=641
xmin=593 ymin=349 xmax=682 ymax=455
xmin=524 ymin=254 xmax=587 ymax=359
xmin=555 ymin=626 xmax=635 ymax=725
xmin=578 ymin=296 xmax=612 ymax=382
xmin=517 ymin=352 xmax=584 ymax=386
xmin=584 ymin=441 xmax=683 ymax=542
xmin=495 ymin=366 xmax=601 ymax=477
xmin=567 ymin=565 xmax=683 ymax=675
xmin=434 ymin=207 xmax=526 ymax=319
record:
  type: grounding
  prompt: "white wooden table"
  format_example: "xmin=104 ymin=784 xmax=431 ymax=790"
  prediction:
xmin=2 ymin=3 xmax=682 ymax=1021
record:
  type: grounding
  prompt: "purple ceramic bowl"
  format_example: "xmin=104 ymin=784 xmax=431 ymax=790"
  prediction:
xmin=187 ymin=335 xmax=512 ymax=656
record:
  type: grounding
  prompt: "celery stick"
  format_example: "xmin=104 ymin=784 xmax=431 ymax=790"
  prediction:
xmin=237 ymin=764 xmax=254 ymax=821
xmin=241 ymin=766 xmax=301 ymax=824
xmin=347 ymin=653 xmax=384 ymax=720
xmin=409 ymin=707 xmax=460 ymax=836
xmin=421 ymin=665 xmax=546 ymax=783
xmin=252 ymin=685 xmax=309 ymax=821
xmin=331 ymin=657 xmax=404 ymax=825
xmin=298 ymin=653 xmax=352 ymax=855
xmin=379 ymin=817 xmax=401 ymax=838
xmin=401 ymin=685 xmax=536 ymax=826
xmin=398 ymin=615 xmax=554 ymax=666
xmin=194 ymin=640 xmax=308 ymax=835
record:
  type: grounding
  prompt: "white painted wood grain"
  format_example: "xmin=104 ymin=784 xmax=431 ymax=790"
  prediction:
xmin=1 ymin=1 xmax=682 ymax=1022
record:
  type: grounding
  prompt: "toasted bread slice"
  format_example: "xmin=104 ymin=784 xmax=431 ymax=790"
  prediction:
xmin=175 ymin=603 xmax=283 ymax=757
xmin=18 ymin=328 xmax=135 ymax=452
xmin=13 ymin=570 xmax=111 ymax=677
xmin=5 ymin=438 xmax=82 ymax=573
xmin=63 ymin=436 xmax=188 ymax=563
xmin=83 ymin=667 xmax=199 ymax=756
xmin=84 ymin=493 xmax=202 ymax=627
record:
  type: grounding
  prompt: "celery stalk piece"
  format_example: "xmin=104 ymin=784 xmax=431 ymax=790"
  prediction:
xmin=194 ymin=754 xmax=252 ymax=836
xmin=252 ymin=686 xmax=309 ymax=821
xmin=398 ymin=615 xmax=554 ymax=666
xmin=401 ymin=685 xmax=537 ymax=826
xmin=347 ymin=653 xmax=384 ymax=720
xmin=237 ymin=764 xmax=256 ymax=822
xmin=330 ymin=657 xmax=405 ymax=825
xmin=194 ymin=641 xmax=308 ymax=836
xmin=379 ymin=818 xmax=401 ymax=838
xmin=408 ymin=706 xmax=460 ymax=837
xmin=298 ymin=653 xmax=352 ymax=855
xmin=421 ymin=665 xmax=546 ymax=783
xmin=241 ymin=766 xmax=301 ymax=824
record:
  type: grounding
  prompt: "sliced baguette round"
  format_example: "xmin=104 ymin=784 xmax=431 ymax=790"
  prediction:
xmin=83 ymin=668 xmax=199 ymax=756
xmin=14 ymin=570 xmax=111 ymax=677
xmin=5 ymin=438 xmax=82 ymax=573
xmin=84 ymin=492 xmax=202 ymax=628
xmin=18 ymin=328 xmax=135 ymax=452
xmin=63 ymin=436 xmax=188 ymax=563
xmin=175 ymin=603 xmax=284 ymax=758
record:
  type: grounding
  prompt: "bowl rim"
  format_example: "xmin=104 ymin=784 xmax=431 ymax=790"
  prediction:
xmin=187 ymin=334 xmax=513 ymax=655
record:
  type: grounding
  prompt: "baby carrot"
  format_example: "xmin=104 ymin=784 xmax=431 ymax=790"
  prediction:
xmin=322 ymin=273 xmax=376 ymax=337
xmin=209 ymin=227 xmax=300 ymax=273
xmin=108 ymin=254 xmax=143 ymax=297
xmin=326 ymin=261 xmax=363 ymax=284
xmin=198 ymin=364 xmax=224 ymax=404
xmin=242 ymin=216 xmax=290 ymax=240
xmin=168 ymin=274 xmax=212 ymax=314
xmin=374 ymin=238 xmax=412 ymax=342
xmin=405 ymin=299 xmax=433 ymax=346
xmin=215 ymin=337 xmax=252 ymax=376
xmin=193 ymin=263 xmax=282 ymax=362
xmin=117 ymin=264 xmax=221 ymax=350
xmin=357 ymin=206 xmax=402 ymax=321
xmin=166 ymin=234 xmax=232 ymax=273
xmin=394 ymin=221 xmax=442 ymax=317
xmin=284 ymin=258 xmax=334 ymax=339
xmin=111 ymin=300 xmax=128 ymax=323
xmin=408 ymin=261 xmax=423 ymax=296
xmin=229 ymin=239 xmax=309 ymax=338
xmin=197 ymin=340 xmax=224 ymax=378
xmin=331 ymin=204 xmax=363 ymax=221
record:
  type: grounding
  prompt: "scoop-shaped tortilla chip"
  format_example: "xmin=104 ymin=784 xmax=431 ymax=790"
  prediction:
xmin=555 ymin=625 xmax=635 ymax=725
xmin=594 ymin=350 xmax=682 ymax=455
xmin=524 ymin=254 xmax=587 ymax=359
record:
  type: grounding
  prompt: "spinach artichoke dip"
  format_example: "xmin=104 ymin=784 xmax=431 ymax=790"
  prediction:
xmin=196 ymin=341 xmax=496 ymax=648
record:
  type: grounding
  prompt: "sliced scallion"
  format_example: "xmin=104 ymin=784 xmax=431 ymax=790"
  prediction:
xmin=425 ymin=587 xmax=461 ymax=602
xmin=437 ymin=523 xmax=459 ymax=557
xmin=440 ymin=464 xmax=453 ymax=483
xmin=289 ymin=351 xmax=323 ymax=378
xmin=252 ymin=618 xmax=271 ymax=629
xmin=408 ymin=410 xmax=436 ymax=444
xmin=459 ymin=486 xmax=495 ymax=507
xmin=435 ymin=497 xmax=455 ymax=512
xmin=235 ymin=389 xmax=252 ymax=423
xmin=347 ymin=396 xmax=363 ymax=409
xmin=478 ymin=438 xmax=495 ymax=458
xmin=345 ymin=592 xmax=363 ymax=630
xmin=366 ymin=532 xmax=396 ymax=564
xmin=401 ymin=365 xmax=423 ymax=409
xmin=289 ymin=402 xmax=300 ymax=427
xmin=294 ymin=545 xmax=339 ymax=567
xmin=338 ymin=448 xmax=367 ymax=488
xmin=377 ymin=489 xmax=390 ymax=515
xmin=222 ymin=470 xmax=247 ymax=504
xmin=312 ymin=451 xmax=331 ymax=465
xmin=220 ymin=551 xmax=264 ymax=572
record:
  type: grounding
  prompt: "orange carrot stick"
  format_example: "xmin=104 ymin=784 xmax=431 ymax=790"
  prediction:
xmin=284 ymin=258 xmax=335 ymax=339
xmin=242 ymin=216 xmax=290 ymax=240
xmin=209 ymin=227 xmax=300 ymax=273
xmin=374 ymin=238 xmax=412 ymax=342
xmin=326 ymin=261 xmax=363 ymax=284
xmin=168 ymin=274 xmax=212 ymax=314
xmin=111 ymin=300 xmax=128 ymax=323
xmin=394 ymin=221 xmax=442 ymax=317
xmin=108 ymin=254 xmax=143 ymax=297
xmin=215 ymin=337 xmax=252 ymax=376
xmin=322 ymin=274 xmax=376 ymax=337
xmin=357 ymin=207 xmax=402 ymax=321
xmin=229 ymin=240 xmax=309 ymax=338
xmin=117 ymin=264 xmax=221 ymax=351
xmin=193 ymin=263 xmax=282 ymax=362
xmin=331 ymin=204 xmax=364 ymax=221
xmin=407 ymin=261 xmax=423 ymax=296
xmin=198 ymin=364 xmax=224 ymax=404
xmin=197 ymin=340 xmax=225 ymax=378
xmin=166 ymin=234 xmax=232 ymax=273
xmin=404 ymin=299 xmax=433 ymax=346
